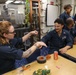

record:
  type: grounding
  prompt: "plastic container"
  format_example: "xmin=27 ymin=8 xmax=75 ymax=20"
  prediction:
xmin=54 ymin=51 xmax=58 ymax=60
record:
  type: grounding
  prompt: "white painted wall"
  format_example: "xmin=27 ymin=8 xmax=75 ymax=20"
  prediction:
xmin=61 ymin=0 xmax=75 ymax=16
xmin=40 ymin=0 xmax=61 ymax=37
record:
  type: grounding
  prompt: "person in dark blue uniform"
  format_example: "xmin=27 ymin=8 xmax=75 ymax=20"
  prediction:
xmin=41 ymin=18 xmax=73 ymax=55
xmin=65 ymin=18 xmax=74 ymax=35
xmin=59 ymin=4 xmax=72 ymax=28
xmin=73 ymin=14 xmax=76 ymax=22
xmin=0 ymin=21 xmax=47 ymax=74
xmin=65 ymin=18 xmax=76 ymax=43
xmin=73 ymin=14 xmax=76 ymax=29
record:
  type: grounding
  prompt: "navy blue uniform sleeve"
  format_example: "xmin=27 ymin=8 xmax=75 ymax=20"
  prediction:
xmin=41 ymin=31 xmax=53 ymax=45
xmin=11 ymin=38 xmax=23 ymax=46
xmin=59 ymin=12 xmax=71 ymax=27
xmin=59 ymin=13 xmax=67 ymax=25
xmin=0 ymin=46 xmax=23 ymax=60
xmin=66 ymin=31 xmax=73 ymax=47
xmin=59 ymin=12 xmax=67 ymax=20
xmin=59 ymin=14 xmax=64 ymax=19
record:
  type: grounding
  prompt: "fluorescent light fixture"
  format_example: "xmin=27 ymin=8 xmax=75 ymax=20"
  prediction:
xmin=6 ymin=0 xmax=13 ymax=4
xmin=14 ymin=1 xmax=25 ymax=4
xmin=6 ymin=0 xmax=25 ymax=4
xmin=14 ymin=1 xmax=21 ymax=3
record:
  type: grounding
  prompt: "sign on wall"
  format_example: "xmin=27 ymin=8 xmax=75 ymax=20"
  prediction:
xmin=46 ymin=4 xmax=59 ymax=26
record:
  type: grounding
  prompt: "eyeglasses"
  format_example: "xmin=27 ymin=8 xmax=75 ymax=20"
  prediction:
xmin=8 ymin=31 xmax=16 ymax=34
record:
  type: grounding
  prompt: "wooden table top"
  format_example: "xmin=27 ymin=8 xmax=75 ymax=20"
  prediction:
xmin=65 ymin=45 xmax=76 ymax=58
xmin=3 ymin=54 xmax=76 ymax=75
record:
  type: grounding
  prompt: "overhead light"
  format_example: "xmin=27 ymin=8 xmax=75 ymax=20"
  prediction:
xmin=6 ymin=0 xmax=13 ymax=4
xmin=14 ymin=1 xmax=25 ymax=4
xmin=14 ymin=1 xmax=21 ymax=3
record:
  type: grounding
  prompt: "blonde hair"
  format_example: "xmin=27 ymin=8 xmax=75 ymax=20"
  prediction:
xmin=0 ymin=21 xmax=12 ymax=45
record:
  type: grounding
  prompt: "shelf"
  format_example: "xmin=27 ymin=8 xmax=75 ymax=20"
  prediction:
xmin=41 ymin=22 xmax=46 ymax=24
xmin=41 ymin=9 xmax=46 ymax=11
xmin=40 ymin=15 xmax=45 ymax=17
xmin=32 ymin=7 xmax=39 ymax=9
xmin=29 ymin=0 xmax=41 ymax=41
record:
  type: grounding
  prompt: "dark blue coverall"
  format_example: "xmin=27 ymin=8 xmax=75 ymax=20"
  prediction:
xmin=59 ymin=12 xmax=71 ymax=28
xmin=65 ymin=26 xmax=76 ymax=42
xmin=41 ymin=29 xmax=73 ymax=55
xmin=0 ymin=38 xmax=28 ymax=74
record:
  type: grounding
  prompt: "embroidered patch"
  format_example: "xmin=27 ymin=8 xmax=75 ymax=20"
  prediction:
xmin=62 ymin=36 xmax=66 ymax=40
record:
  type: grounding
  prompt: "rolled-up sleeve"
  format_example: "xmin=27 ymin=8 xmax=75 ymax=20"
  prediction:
xmin=66 ymin=32 xmax=73 ymax=47
xmin=11 ymin=38 xmax=23 ymax=46
xmin=41 ymin=31 xmax=52 ymax=44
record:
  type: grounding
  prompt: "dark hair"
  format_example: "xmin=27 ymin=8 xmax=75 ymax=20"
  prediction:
xmin=66 ymin=18 xmax=74 ymax=26
xmin=54 ymin=18 xmax=64 ymax=25
xmin=64 ymin=4 xmax=72 ymax=10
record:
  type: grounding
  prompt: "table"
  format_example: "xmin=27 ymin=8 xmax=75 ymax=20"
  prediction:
xmin=66 ymin=45 xmax=76 ymax=58
xmin=3 ymin=54 xmax=76 ymax=75
xmin=61 ymin=45 xmax=76 ymax=62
